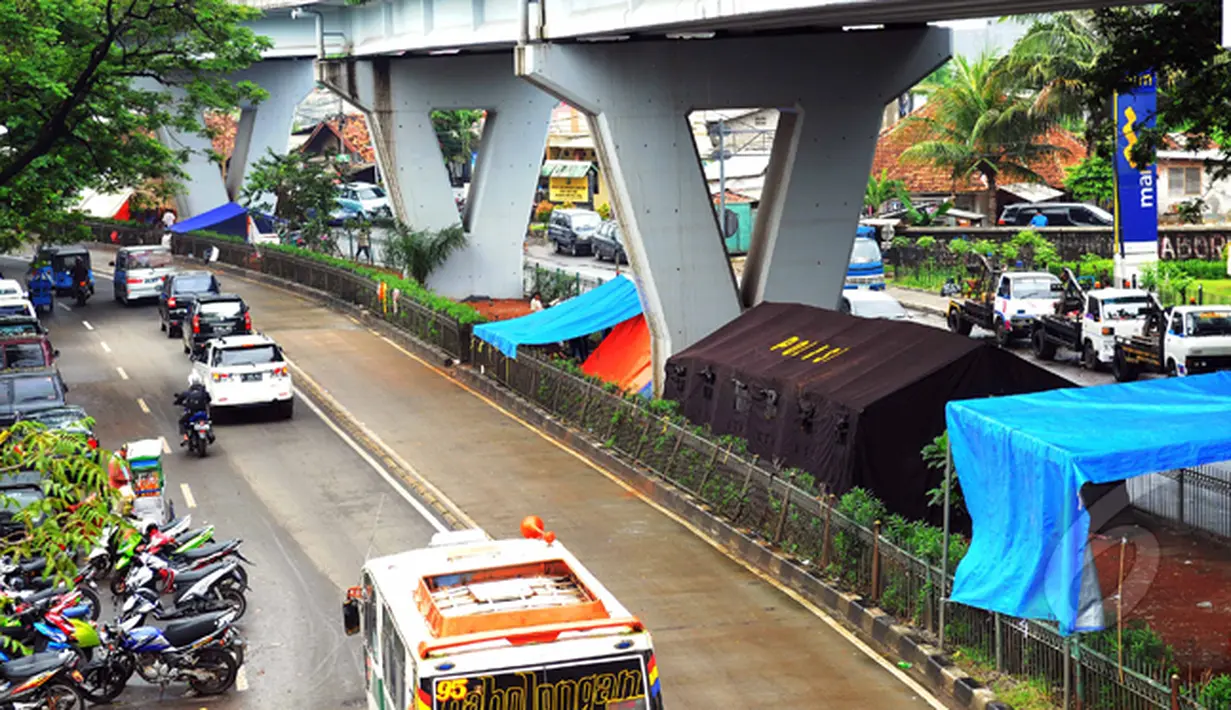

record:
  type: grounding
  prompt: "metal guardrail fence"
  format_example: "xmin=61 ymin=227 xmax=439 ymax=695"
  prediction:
xmin=522 ymin=261 xmax=608 ymax=301
xmin=1128 ymin=464 xmax=1231 ymax=540
xmin=170 ymin=233 xmax=473 ymax=360
xmin=98 ymin=224 xmax=1222 ymax=710
xmin=469 ymin=342 xmax=1219 ymax=710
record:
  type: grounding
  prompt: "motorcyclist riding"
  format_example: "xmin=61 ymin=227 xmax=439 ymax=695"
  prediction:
xmin=72 ymin=257 xmax=89 ymax=288
xmin=174 ymin=373 xmax=212 ymax=446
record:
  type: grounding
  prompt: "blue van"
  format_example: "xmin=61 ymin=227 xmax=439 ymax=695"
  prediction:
xmin=845 ymin=225 xmax=885 ymax=291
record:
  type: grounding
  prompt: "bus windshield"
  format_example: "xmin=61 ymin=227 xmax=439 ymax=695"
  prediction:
xmin=429 ymin=655 xmax=651 ymax=710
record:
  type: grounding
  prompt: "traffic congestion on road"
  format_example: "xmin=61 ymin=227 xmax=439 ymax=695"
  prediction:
xmin=0 ymin=243 xmax=955 ymax=709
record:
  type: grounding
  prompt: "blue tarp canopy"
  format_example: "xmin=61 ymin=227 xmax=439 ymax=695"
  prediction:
xmin=946 ymin=372 xmax=1231 ymax=636
xmin=473 ymin=275 xmax=642 ymax=358
xmin=169 ymin=202 xmax=250 ymax=238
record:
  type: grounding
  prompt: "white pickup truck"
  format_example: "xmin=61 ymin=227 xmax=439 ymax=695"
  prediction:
xmin=1113 ymin=304 xmax=1231 ymax=381
xmin=1032 ymin=287 xmax=1158 ymax=369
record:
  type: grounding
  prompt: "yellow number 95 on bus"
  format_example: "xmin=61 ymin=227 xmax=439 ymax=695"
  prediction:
xmin=435 ymin=678 xmax=470 ymax=701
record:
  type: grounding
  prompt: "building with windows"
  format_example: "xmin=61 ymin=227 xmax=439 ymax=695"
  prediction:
xmin=1158 ymin=136 xmax=1229 ymax=222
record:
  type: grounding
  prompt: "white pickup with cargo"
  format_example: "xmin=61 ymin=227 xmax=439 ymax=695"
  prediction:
xmin=1031 ymin=271 xmax=1158 ymax=369
xmin=1113 ymin=305 xmax=1231 ymax=381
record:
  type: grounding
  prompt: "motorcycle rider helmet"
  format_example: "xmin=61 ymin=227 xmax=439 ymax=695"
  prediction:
xmin=187 ymin=372 xmax=203 ymax=387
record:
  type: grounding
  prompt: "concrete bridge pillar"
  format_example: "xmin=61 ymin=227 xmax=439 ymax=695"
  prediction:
xmin=516 ymin=28 xmax=950 ymax=393
xmin=319 ymin=54 xmax=554 ymax=299
xmin=161 ymin=59 xmax=315 ymax=218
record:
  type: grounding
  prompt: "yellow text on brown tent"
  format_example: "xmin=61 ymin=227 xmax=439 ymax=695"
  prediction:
xmin=769 ymin=337 xmax=849 ymax=364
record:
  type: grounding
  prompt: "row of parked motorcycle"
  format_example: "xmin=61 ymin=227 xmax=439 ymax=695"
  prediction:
xmin=0 ymin=514 xmax=252 ymax=707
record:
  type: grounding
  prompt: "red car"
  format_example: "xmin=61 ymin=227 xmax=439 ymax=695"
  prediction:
xmin=0 ymin=336 xmax=57 ymax=370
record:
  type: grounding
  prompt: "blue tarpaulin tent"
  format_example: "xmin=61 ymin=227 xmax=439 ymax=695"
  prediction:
xmin=945 ymin=372 xmax=1231 ymax=636
xmin=169 ymin=202 xmax=272 ymax=239
xmin=473 ymin=275 xmax=642 ymax=358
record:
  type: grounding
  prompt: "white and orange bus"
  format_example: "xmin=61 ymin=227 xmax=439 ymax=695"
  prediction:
xmin=343 ymin=516 xmax=663 ymax=710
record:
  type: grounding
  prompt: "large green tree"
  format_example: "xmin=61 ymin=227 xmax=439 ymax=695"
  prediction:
xmin=1080 ymin=2 xmax=1231 ymax=180
xmin=0 ymin=420 xmax=126 ymax=586
xmin=901 ymin=53 xmax=1063 ymax=219
xmin=241 ymin=149 xmax=342 ymax=252
xmin=1000 ymin=12 xmax=1103 ymax=142
xmin=0 ymin=0 xmax=271 ymax=246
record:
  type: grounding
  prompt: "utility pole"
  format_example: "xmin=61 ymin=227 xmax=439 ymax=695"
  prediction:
xmin=718 ymin=118 xmax=727 ymax=228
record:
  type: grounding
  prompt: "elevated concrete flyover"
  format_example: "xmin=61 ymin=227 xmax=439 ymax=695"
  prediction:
xmin=236 ymin=0 xmax=1154 ymax=59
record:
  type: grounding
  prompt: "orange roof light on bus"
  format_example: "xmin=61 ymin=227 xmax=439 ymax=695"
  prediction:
xmin=521 ymin=515 xmax=556 ymax=544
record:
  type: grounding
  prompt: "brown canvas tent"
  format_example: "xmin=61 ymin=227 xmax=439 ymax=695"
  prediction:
xmin=663 ymin=302 xmax=1073 ymax=523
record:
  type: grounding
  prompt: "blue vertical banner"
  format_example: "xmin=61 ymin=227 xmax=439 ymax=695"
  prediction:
xmin=1113 ymin=72 xmax=1159 ymax=252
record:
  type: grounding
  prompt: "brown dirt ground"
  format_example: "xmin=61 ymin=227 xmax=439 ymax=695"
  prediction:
xmin=1090 ymin=518 xmax=1231 ymax=674
xmin=467 ymin=298 xmax=533 ymax=322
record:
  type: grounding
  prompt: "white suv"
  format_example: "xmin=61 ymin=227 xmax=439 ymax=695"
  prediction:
xmin=190 ymin=334 xmax=293 ymax=419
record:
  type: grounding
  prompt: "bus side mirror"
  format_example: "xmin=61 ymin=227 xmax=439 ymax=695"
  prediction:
xmin=343 ymin=598 xmax=360 ymax=636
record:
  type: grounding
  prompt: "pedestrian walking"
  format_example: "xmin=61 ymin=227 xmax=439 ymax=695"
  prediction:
xmin=356 ymin=228 xmax=372 ymax=263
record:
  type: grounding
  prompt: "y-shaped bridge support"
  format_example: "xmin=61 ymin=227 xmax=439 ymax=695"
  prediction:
xmin=160 ymin=59 xmax=315 ymax=218
xmin=517 ymin=29 xmax=949 ymax=393
xmin=320 ymin=54 xmax=554 ymax=299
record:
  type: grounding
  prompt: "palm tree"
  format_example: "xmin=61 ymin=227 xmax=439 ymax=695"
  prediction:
xmin=384 ymin=222 xmax=469 ymax=285
xmin=1000 ymin=12 xmax=1103 ymax=143
xmin=900 ymin=53 xmax=1064 ymax=220
xmin=864 ymin=169 xmax=905 ymax=216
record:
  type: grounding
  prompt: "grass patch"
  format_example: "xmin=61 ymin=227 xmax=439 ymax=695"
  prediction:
xmin=952 ymin=646 xmax=1061 ymax=710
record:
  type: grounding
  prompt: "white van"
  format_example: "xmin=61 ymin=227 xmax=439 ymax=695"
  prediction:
xmin=0 ymin=280 xmax=26 ymax=300
xmin=0 ymin=298 xmax=38 ymax=320
xmin=111 ymin=245 xmax=174 ymax=305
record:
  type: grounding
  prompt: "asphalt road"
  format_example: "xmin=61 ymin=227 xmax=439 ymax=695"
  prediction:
xmin=2 ymin=254 xmax=442 ymax=709
xmin=49 ymin=246 xmax=960 ymax=710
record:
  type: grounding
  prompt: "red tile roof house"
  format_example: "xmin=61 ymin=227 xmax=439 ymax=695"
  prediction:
xmin=204 ymin=111 xmax=380 ymax=183
xmin=870 ymin=102 xmax=1087 ymax=221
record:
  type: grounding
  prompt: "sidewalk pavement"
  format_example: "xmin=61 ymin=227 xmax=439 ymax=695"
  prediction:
xmin=888 ymin=286 xmax=948 ymax=317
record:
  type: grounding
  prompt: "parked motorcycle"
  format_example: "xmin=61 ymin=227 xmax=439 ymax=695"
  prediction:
xmin=121 ymin=558 xmax=248 ymax=620
xmin=119 ymin=589 xmax=245 ymax=666
xmin=0 ymin=650 xmax=86 ymax=708
xmin=0 ymin=557 xmax=103 ymax=621
xmin=117 ymin=609 xmax=240 ymax=696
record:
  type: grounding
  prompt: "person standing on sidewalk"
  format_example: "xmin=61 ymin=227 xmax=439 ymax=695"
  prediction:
xmin=356 ymin=226 xmax=372 ymax=263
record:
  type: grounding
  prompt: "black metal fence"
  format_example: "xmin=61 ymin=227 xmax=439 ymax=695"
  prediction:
xmin=468 ymin=343 xmax=1220 ymax=710
xmin=170 ymin=233 xmax=474 ymax=360
xmin=102 ymin=225 xmax=1222 ymax=710
xmin=1128 ymin=464 xmax=1231 ymax=540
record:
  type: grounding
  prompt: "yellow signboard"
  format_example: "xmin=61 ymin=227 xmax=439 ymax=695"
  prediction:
xmin=549 ymin=176 xmax=589 ymax=203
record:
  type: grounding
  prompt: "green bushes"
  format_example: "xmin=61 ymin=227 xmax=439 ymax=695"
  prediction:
xmin=187 ymin=230 xmax=487 ymax=326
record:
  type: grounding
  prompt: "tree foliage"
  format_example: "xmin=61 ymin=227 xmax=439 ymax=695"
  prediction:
xmin=1001 ymin=11 xmax=1103 ymax=140
xmin=0 ymin=0 xmax=271 ymax=247
xmin=901 ymin=53 xmax=1064 ymax=216
xmin=0 ymin=421 xmax=126 ymax=583
xmin=1081 ymin=2 xmax=1231 ymax=179
xmin=430 ymin=110 xmax=484 ymax=165
xmin=864 ymin=169 xmax=905 ymax=215
xmin=383 ymin=222 xmax=469 ymax=284
xmin=241 ymin=149 xmax=341 ymax=248
xmin=1064 ymin=155 xmax=1114 ymax=207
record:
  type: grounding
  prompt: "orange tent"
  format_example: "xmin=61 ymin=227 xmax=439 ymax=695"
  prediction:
xmin=582 ymin=314 xmax=651 ymax=394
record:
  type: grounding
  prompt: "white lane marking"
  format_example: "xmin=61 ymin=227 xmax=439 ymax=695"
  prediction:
xmin=100 ymin=341 xmax=111 ymax=354
xmin=290 ymin=381 xmax=448 ymax=534
xmin=136 ymin=398 xmax=150 ymax=414
xmin=57 ymin=303 xmax=72 ymax=312
xmin=82 ymin=321 xmax=94 ymax=331
xmin=180 ymin=483 xmax=197 ymax=509
xmin=116 ymin=366 xmax=129 ymax=380
xmin=159 ymin=436 xmax=171 ymax=454
xmin=235 ymin=665 xmax=248 ymax=692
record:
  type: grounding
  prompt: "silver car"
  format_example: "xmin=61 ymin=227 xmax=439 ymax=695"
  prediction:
xmin=112 ymin=245 xmax=174 ymax=305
